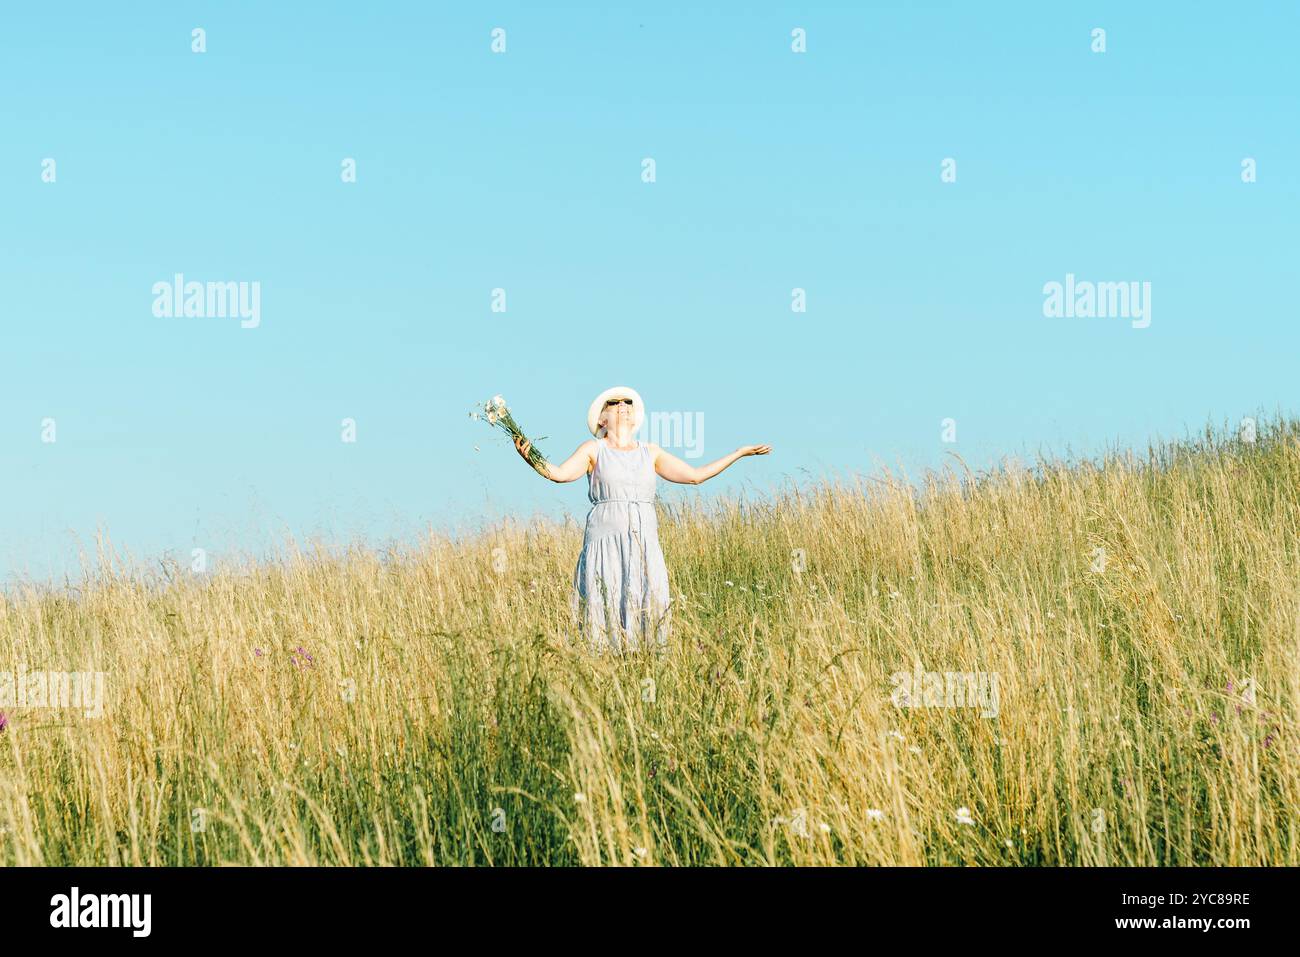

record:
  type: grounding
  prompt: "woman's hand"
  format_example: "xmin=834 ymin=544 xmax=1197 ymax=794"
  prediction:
xmin=738 ymin=444 xmax=772 ymax=457
xmin=516 ymin=435 xmax=549 ymax=476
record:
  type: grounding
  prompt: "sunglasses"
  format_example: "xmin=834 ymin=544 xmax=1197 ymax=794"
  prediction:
xmin=604 ymin=398 xmax=634 ymax=406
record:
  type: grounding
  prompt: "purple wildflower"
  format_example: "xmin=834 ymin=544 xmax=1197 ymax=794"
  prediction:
xmin=254 ymin=648 xmax=264 ymax=658
xmin=0 ymin=711 xmax=8 ymax=733
xmin=1264 ymin=734 xmax=1275 ymax=749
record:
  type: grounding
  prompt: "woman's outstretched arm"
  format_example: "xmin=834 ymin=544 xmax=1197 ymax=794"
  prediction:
xmin=649 ymin=443 xmax=772 ymax=485
xmin=514 ymin=437 xmax=596 ymax=483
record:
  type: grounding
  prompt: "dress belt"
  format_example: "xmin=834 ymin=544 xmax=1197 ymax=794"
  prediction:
xmin=590 ymin=498 xmax=654 ymax=541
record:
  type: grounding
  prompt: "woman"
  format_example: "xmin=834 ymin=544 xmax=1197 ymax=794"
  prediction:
xmin=514 ymin=386 xmax=771 ymax=653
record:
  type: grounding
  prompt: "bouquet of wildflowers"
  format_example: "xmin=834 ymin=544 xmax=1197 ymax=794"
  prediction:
xmin=471 ymin=395 xmax=549 ymax=471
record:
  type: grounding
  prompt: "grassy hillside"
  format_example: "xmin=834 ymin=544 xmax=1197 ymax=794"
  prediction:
xmin=2 ymin=419 xmax=1298 ymax=865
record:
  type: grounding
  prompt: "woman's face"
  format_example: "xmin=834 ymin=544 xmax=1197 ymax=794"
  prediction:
xmin=602 ymin=397 xmax=634 ymax=432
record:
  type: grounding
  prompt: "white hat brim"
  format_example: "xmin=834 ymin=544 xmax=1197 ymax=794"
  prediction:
xmin=587 ymin=386 xmax=645 ymax=437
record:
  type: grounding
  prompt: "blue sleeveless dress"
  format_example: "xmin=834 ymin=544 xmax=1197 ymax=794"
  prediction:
xmin=570 ymin=437 xmax=672 ymax=653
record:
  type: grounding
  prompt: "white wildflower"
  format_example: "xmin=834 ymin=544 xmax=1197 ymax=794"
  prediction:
xmin=866 ymin=809 xmax=884 ymax=822
xmin=955 ymin=807 xmax=974 ymax=826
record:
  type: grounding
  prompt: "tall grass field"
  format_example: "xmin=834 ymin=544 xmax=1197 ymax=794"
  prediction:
xmin=2 ymin=419 xmax=1297 ymax=866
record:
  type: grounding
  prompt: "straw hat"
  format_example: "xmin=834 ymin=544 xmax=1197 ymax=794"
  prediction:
xmin=587 ymin=386 xmax=645 ymax=438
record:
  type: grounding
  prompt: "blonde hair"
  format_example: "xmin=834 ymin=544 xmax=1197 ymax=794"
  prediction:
xmin=597 ymin=399 xmax=624 ymax=436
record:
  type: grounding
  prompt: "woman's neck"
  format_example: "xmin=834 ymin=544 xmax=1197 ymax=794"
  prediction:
xmin=605 ymin=429 xmax=637 ymax=450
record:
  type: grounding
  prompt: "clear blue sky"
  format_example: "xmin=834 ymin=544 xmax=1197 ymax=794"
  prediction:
xmin=2 ymin=2 xmax=1297 ymax=583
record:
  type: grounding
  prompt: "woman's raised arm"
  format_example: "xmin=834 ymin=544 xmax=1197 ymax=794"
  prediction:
xmin=649 ymin=443 xmax=772 ymax=485
xmin=515 ymin=437 xmax=596 ymax=483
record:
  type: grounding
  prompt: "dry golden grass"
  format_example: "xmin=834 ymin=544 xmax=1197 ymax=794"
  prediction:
xmin=2 ymin=419 xmax=1298 ymax=865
